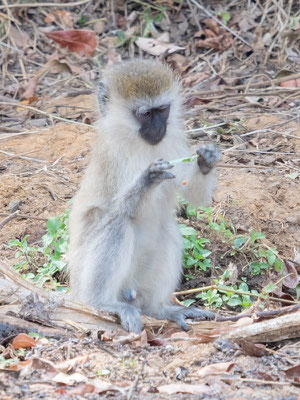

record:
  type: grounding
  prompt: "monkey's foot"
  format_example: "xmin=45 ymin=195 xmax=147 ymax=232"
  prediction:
xmin=148 ymin=159 xmax=175 ymax=183
xmin=167 ymin=306 xmax=215 ymax=331
xmin=117 ymin=304 xmax=142 ymax=333
xmin=196 ymin=143 xmax=221 ymax=175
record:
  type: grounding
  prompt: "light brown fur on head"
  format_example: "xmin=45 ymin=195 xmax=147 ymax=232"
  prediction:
xmin=103 ymin=59 xmax=178 ymax=100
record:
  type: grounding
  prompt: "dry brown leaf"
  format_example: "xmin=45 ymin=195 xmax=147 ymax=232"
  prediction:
xmin=294 ymin=251 xmax=300 ymax=266
xmin=93 ymin=379 xmax=127 ymax=394
xmin=48 ymin=59 xmax=72 ymax=74
xmin=9 ymin=26 xmax=30 ymax=50
xmin=145 ymin=329 xmax=167 ymax=346
xmin=203 ymin=18 xmax=220 ymax=35
xmin=45 ymin=30 xmax=97 ymax=57
xmin=283 ymin=260 xmax=299 ymax=289
xmin=197 ymin=361 xmax=235 ymax=378
xmin=182 ymin=72 xmax=209 ymax=87
xmin=68 ymin=383 xmax=96 ymax=395
xmin=158 ymin=383 xmax=212 ymax=395
xmin=22 ymin=56 xmax=74 ymax=99
xmin=133 ymin=329 xmax=148 ymax=348
xmin=22 ymin=77 xmax=39 ymax=99
xmin=52 ymin=372 xmax=88 ymax=385
xmin=12 ymin=333 xmax=37 ymax=349
xmin=56 ymin=355 xmax=89 ymax=373
xmin=44 ymin=10 xmax=74 ymax=28
xmin=166 ymin=53 xmax=190 ymax=72
xmin=105 ymin=48 xmax=122 ymax=65
xmin=195 ymin=34 xmax=231 ymax=51
xmin=94 ymin=20 xmax=105 ymax=34
xmin=285 ymin=364 xmax=300 ymax=379
xmin=135 ymin=37 xmax=184 ymax=56
xmin=237 ymin=340 xmax=268 ymax=357
xmin=194 ymin=19 xmax=232 ymax=52
xmin=8 ymin=359 xmax=31 ymax=371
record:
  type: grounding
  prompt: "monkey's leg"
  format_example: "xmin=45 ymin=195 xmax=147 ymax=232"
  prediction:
xmin=72 ymin=213 xmax=144 ymax=333
xmin=141 ymin=223 xmax=215 ymax=330
xmin=72 ymin=159 xmax=175 ymax=333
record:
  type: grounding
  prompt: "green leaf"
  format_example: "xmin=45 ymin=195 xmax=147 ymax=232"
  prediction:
xmin=233 ymin=236 xmax=248 ymax=249
xmin=77 ymin=15 xmax=86 ymax=27
xmin=263 ymin=283 xmax=277 ymax=293
xmin=183 ymin=238 xmax=194 ymax=249
xmin=249 ymin=261 xmax=268 ymax=275
xmin=296 ymin=283 xmax=300 ymax=300
xmin=47 ymin=217 xmax=61 ymax=234
xmin=9 ymin=239 xmax=22 ymax=247
xmin=179 ymin=225 xmax=197 ymax=236
xmin=186 ymin=257 xmax=197 ymax=266
xmin=183 ymin=299 xmax=196 ymax=307
xmin=274 ymin=258 xmax=284 ymax=271
xmin=219 ymin=11 xmax=231 ymax=24
xmin=285 ymin=172 xmax=298 ymax=180
xmin=241 ymin=295 xmax=252 ymax=308
xmin=186 ymin=205 xmax=197 ymax=217
xmin=239 ymin=282 xmax=249 ymax=292
xmin=23 ymin=273 xmax=35 ymax=279
xmin=250 ymin=231 xmax=265 ymax=242
xmin=227 ymin=296 xmax=242 ymax=307
xmin=266 ymin=250 xmax=276 ymax=266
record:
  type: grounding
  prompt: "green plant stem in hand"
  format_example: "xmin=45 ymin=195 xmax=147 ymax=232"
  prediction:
xmin=169 ymin=154 xmax=198 ymax=166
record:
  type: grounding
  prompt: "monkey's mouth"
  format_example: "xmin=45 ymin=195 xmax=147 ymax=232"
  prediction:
xmin=139 ymin=124 xmax=167 ymax=145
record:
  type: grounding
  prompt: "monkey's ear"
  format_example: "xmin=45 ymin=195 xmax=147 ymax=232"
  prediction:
xmin=98 ymin=81 xmax=109 ymax=114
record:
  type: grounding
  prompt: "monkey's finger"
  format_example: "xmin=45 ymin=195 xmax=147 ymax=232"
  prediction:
xmin=174 ymin=314 xmax=189 ymax=331
xmin=150 ymin=162 xmax=173 ymax=173
xmin=186 ymin=308 xmax=215 ymax=320
xmin=149 ymin=171 xmax=175 ymax=181
xmin=161 ymin=172 xmax=175 ymax=179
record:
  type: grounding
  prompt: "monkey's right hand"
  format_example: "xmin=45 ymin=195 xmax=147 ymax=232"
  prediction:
xmin=147 ymin=159 xmax=175 ymax=184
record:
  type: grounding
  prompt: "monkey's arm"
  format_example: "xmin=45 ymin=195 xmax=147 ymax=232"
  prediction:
xmin=176 ymin=143 xmax=221 ymax=207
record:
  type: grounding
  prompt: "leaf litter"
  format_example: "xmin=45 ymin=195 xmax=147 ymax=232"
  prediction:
xmin=0 ymin=0 xmax=300 ymax=399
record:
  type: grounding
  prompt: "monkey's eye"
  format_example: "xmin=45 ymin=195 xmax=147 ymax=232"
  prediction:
xmin=158 ymin=106 xmax=168 ymax=113
xmin=140 ymin=110 xmax=151 ymax=118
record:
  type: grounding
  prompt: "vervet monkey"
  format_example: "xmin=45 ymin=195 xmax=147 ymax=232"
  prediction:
xmin=68 ymin=59 xmax=220 ymax=333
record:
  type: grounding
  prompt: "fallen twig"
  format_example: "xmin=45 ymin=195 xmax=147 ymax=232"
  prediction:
xmin=225 ymin=312 xmax=300 ymax=342
xmin=0 ymin=211 xmax=19 ymax=230
xmin=0 ymin=149 xmax=47 ymax=163
xmin=0 ymin=213 xmax=48 ymax=222
xmin=216 ymin=304 xmax=300 ymax=322
xmin=192 ymin=72 xmax=300 ymax=96
xmin=0 ymin=102 xmax=91 ymax=127
xmin=0 ymin=0 xmax=91 ymax=10
xmin=237 ymin=378 xmax=290 ymax=386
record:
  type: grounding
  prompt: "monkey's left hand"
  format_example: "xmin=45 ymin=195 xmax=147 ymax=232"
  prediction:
xmin=196 ymin=143 xmax=221 ymax=175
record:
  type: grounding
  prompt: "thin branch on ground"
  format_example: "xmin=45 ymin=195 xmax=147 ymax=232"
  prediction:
xmin=0 ymin=0 xmax=91 ymax=10
xmin=0 ymin=102 xmax=91 ymax=127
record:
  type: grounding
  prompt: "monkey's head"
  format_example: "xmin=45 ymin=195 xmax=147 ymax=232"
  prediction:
xmin=98 ymin=60 xmax=181 ymax=146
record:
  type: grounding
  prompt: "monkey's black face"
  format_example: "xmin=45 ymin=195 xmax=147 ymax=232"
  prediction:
xmin=134 ymin=104 xmax=170 ymax=145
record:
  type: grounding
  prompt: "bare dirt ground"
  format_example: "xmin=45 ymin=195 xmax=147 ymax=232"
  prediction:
xmin=1 ymin=0 xmax=300 ymax=399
